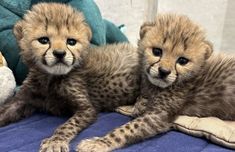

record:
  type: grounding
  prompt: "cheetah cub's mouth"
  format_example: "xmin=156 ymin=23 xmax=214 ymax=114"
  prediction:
xmin=13 ymin=3 xmax=92 ymax=75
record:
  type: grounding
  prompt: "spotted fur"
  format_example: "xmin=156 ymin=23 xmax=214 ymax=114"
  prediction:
xmin=0 ymin=3 xmax=141 ymax=152
xmin=77 ymin=14 xmax=235 ymax=152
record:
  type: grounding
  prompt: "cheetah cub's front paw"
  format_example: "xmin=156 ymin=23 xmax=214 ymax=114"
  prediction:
xmin=77 ymin=137 xmax=111 ymax=152
xmin=116 ymin=96 xmax=148 ymax=117
xmin=39 ymin=138 xmax=69 ymax=152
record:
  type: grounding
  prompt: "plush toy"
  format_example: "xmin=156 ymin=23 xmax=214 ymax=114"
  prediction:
xmin=0 ymin=52 xmax=16 ymax=105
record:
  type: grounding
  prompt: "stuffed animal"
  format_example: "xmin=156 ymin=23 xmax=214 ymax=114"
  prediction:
xmin=0 ymin=52 xmax=16 ymax=105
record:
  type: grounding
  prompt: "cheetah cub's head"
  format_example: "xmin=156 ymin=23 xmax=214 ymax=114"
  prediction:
xmin=13 ymin=3 xmax=92 ymax=75
xmin=138 ymin=14 xmax=213 ymax=88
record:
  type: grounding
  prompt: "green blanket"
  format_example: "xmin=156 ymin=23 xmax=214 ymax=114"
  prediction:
xmin=0 ymin=0 xmax=128 ymax=85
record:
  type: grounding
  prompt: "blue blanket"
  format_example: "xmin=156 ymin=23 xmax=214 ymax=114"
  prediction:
xmin=0 ymin=112 xmax=233 ymax=152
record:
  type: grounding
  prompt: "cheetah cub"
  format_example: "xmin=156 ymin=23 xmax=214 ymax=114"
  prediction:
xmin=0 ymin=3 xmax=141 ymax=152
xmin=77 ymin=14 xmax=235 ymax=152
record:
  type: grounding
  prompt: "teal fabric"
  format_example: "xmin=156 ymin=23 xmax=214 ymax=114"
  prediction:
xmin=0 ymin=0 xmax=128 ymax=85
xmin=104 ymin=19 xmax=128 ymax=44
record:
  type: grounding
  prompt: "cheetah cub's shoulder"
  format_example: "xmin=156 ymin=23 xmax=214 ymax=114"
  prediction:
xmin=77 ymin=14 xmax=235 ymax=152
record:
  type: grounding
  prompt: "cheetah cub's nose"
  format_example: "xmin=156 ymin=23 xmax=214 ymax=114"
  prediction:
xmin=158 ymin=67 xmax=171 ymax=79
xmin=53 ymin=50 xmax=66 ymax=59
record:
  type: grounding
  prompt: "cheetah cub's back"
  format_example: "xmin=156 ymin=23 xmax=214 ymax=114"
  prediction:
xmin=181 ymin=53 xmax=235 ymax=119
xmin=79 ymin=43 xmax=142 ymax=111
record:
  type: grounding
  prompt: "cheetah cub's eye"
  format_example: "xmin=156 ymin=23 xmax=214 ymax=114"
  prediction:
xmin=38 ymin=37 xmax=50 ymax=45
xmin=67 ymin=38 xmax=77 ymax=46
xmin=152 ymin=48 xmax=162 ymax=57
xmin=177 ymin=57 xmax=189 ymax=65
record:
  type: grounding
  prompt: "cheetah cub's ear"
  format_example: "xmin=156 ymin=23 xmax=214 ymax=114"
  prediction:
xmin=204 ymin=40 xmax=213 ymax=60
xmin=139 ymin=22 xmax=155 ymax=39
xmin=13 ymin=20 xmax=25 ymax=41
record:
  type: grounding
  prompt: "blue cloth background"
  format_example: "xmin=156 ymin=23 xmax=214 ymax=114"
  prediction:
xmin=0 ymin=113 xmax=233 ymax=152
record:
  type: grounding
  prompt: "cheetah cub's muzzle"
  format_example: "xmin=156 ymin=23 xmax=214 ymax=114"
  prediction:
xmin=39 ymin=37 xmax=78 ymax=75
xmin=145 ymin=47 xmax=177 ymax=88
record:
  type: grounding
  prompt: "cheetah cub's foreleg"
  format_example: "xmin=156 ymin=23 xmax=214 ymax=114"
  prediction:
xmin=77 ymin=111 xmax=171 ymax=152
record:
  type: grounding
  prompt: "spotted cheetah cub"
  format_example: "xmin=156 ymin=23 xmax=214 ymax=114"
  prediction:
xmin=77 ymin=14 xmax=235 ymax=151
xmin=0 ymin=3 xmax=141 ymax=152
